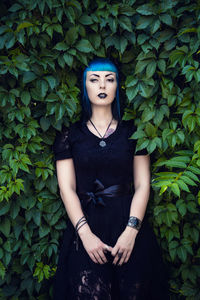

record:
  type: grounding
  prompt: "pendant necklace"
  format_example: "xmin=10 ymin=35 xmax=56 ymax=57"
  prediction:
xmin=89 ymin=117 xmax=113 ymax=147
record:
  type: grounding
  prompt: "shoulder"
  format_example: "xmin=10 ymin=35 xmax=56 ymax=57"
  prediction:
xmin=120 ymin=119 xmax=137 ymax=136
xmin=69 ymin=120 xmax=82 ymax=133
xmin=52 ymin=121 xmax=80 ymax=151
xmin=57 ymin=120 xmax=81 ymax=139
xmin=52 ymin=122 xmax=81 ymax=160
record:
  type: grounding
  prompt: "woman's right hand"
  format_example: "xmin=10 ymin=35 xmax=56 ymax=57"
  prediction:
xmin=79 ymin=225 xmax=112 ymax=264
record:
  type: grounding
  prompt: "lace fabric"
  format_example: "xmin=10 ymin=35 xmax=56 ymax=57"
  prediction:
xmin=68 ymin=269 xmax=155 ymax=300
xmin=74 ymin=270 xmax=111 ymax=300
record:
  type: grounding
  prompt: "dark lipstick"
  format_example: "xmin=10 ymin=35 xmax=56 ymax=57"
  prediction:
xmin=98 ymin=93 xmax=107 ymax=99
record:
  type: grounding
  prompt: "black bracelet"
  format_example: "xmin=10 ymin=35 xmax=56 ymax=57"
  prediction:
xmin=74 ymin=216 xmax=87 ymax=251
xmin=75 ymin=216 xmax=87 ymax=232
xmin=127 ymin=216 xmax=142 ymax=231
xmin=76 ymin=220 xmax=88 ymax=233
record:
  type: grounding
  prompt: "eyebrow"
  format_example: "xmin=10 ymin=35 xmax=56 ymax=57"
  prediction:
xmin=89 ymin=73 xmax=115 ymax=77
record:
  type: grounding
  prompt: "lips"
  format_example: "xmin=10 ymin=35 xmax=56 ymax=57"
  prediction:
xmin=98 ymin=93 xmax=107 ymax=99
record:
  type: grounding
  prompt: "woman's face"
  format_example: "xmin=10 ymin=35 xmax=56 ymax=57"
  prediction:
xmin=86 ymin=71 xmax=117 ymax=107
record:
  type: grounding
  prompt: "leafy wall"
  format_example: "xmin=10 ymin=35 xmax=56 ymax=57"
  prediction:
xmin=0 ymin=0 xmax=200 ymax=299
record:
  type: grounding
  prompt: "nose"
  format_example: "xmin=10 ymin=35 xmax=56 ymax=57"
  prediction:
xmin=99 ymin=78 xmax=106 ymax=89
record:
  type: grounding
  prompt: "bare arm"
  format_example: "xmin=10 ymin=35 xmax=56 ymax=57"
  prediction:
xmin=56 ymin=158 xmax=88 ymax=229
xmin=56 ymin=158 xmax=112 ymax=263
xmin=112 ymin=154 xmax=150 ymax=265
xmin=129 ymin=154 xmax=150 ymax=221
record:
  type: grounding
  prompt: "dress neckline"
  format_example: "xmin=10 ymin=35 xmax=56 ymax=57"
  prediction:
xmin=83 ymin=119 xmax=121 ymax=140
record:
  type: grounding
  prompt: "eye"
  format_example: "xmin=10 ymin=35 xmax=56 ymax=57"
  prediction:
xmin=90 ymin=78 xmax=98 ymax=82
xmin=107 ymin=78 xmax=115 ymax=82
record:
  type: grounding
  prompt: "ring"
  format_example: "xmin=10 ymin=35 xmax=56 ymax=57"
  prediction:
xmin=117 ymin=252 xmax=123 ymax=259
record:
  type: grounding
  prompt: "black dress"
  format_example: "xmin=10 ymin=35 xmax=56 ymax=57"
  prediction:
xmin=53 ymin=119 xmax=169 ymax=300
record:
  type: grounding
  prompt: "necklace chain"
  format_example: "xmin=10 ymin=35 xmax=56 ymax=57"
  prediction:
xmin=89 ymin=118 xmax=113 ymax=139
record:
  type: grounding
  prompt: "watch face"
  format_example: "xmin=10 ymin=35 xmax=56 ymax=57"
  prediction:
xmin=128 ymin=217 xmax=141 ymax=229
xmin=131 ymin=219 xmax=138 ymax=227
xmin=133 ymin=219 xmax=138 ymax=226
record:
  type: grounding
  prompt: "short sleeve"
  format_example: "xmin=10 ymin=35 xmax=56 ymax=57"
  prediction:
xmin=135 ymin=148 xmax=148 ymax=156
xmin=127 ymin=120 xmax=148 ymax=156
xmin=53 ymin=127 xmax=72 ymax=161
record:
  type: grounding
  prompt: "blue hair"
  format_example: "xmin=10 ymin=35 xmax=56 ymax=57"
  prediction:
xmin=82 ymin=58 xmax=121 ymax=120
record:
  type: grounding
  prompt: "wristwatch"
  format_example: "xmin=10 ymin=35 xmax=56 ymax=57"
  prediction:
xmin=127 ymin=216 xmax=142 ymax=231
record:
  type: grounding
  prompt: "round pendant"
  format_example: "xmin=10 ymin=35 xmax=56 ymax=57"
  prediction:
xmin=99 ymin=140 xmax=106 ymax=147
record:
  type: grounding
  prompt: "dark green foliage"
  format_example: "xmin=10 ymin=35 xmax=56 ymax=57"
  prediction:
xmin=0 ymin=0 xmax=200 ymax=298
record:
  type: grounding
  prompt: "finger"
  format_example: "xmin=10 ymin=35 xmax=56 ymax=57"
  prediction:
xmin=94 ymin=251 xmax=104 ymax=264
xmin=112 ymin=249 xmax=122 ymax=265
xmin=118 ymin=251 xmax=128 ymax=266
xmin=104 ymin=244 xmax=112 ymax=252
xmin=89 ymin=252 xmax=98 ymax=264
xmin=124 ymin=251 xmax=131 ymax=263
xmin=111 ymin=245 xmax=119 ymax=257
xmin=98 ymin=250 xmax=107 ymax=263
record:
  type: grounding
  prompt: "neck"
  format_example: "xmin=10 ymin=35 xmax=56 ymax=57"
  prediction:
xmin=90 ymin=105 xmax=113 ymax=125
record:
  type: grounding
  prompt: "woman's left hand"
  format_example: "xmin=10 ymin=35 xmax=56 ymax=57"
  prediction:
xmin=111 ymin=227 xmax=138 ymax=266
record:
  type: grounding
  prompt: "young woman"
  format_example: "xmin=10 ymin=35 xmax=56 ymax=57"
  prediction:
xmin=53 ymin=59 xmax=169 ymax=299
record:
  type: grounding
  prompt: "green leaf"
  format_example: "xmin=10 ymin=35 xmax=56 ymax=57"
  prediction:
xmin=63 ymin=53 xmax=73 ymax=67
xmin=146 ymin=61 xmax=156 ymax=78
xmin=184 ymin=171 xmax=199 ymax=182
xmin=108 ymin=17 xmax=117 ymax=33
xmin=137 ymin=16 xmax=153 ymax=29
xmin=137 ymin=33 xmax=149 ymax=45
xmin=0 ymin=218 xmax=10 ymax=237
xmin=45 ymin=76 xmax=57 ymax=89
xmin=151 ymin=19 xmax=160 ymax=34
xmin=171 ymin=183 xmax=180 ymax=197
xmin=40 ymin=117 xmax=50 ymax=132
xmin=142 ymin=110 xmax=155 ymax=122
xmin=126 ymin=86 xmax=138 ymax=101
xmin=145 ymin=122 xmax=156 ymax=136
xmin=33 ymin=210 xmax=41 ymax=226
xmin=0 ymin=26 xmax=8 ymax=35
xmin=119 ymin=36 xmax=128 ymax=54
xmin=21 ymin=91 xmax=31 ymax=106
xmin=176 ymin=200 xmax=187 ymax=217
xmin=39 ymin=225 xmax=50 ymax=238
xmin=75 ymin=39 xmax=94 ymax=53
xmin=187 ymin=166 xmax=200 ymax=175
xmin=65 ymin=27 xmax=79 ymax=45
xmin=136 ymin=4 xmax=155 ymax=16
xmin=181 ymin=175 xmax=197 ymax=187
xmin=16 ymin=22 xmax=33 ymax=32
xmin=5 ymin=35 xmax=16 ymax=49
xmin=55 ymin=103 xmax=65 ymax=120
xmin=125 ymin=76 xmax=138 ymax=87
xmin=160 ymin=14 xmax=172 ymax=26
xmin=54 ymin=42 xmax=68 ymax=51
xmin=177 ymin=246 xmax=187 ymax=262
xmin=8 ymin=3 xmax=22 ymax=12
xmin=23 ymin=72 xmax=37 ymax=84
xmin=147 ymin=141 xmax=156 ymax=153
xmin=0 ymin=261 xmax=5 ymax=279
xmin=53 ymin=24 xmax=63 ymax=35
xmin=79 ymin=15 xmax=93 ymax=25
xmin=119 ymin=16 xmax=132 ymax=32
xmin=157 ymin=59 xmax=166 ymax=73
xmin=136 ymin=139 xmax=149 ymax=152
xmin=187 ymin=202 xmax=198 ymax=214
xmin=165 ymin=161 xmax=187 ymax=168
xmin=0 ymin=202 xmax=10 ymax=216
xmin=177 ymin=180 xmax=190 ymax=193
